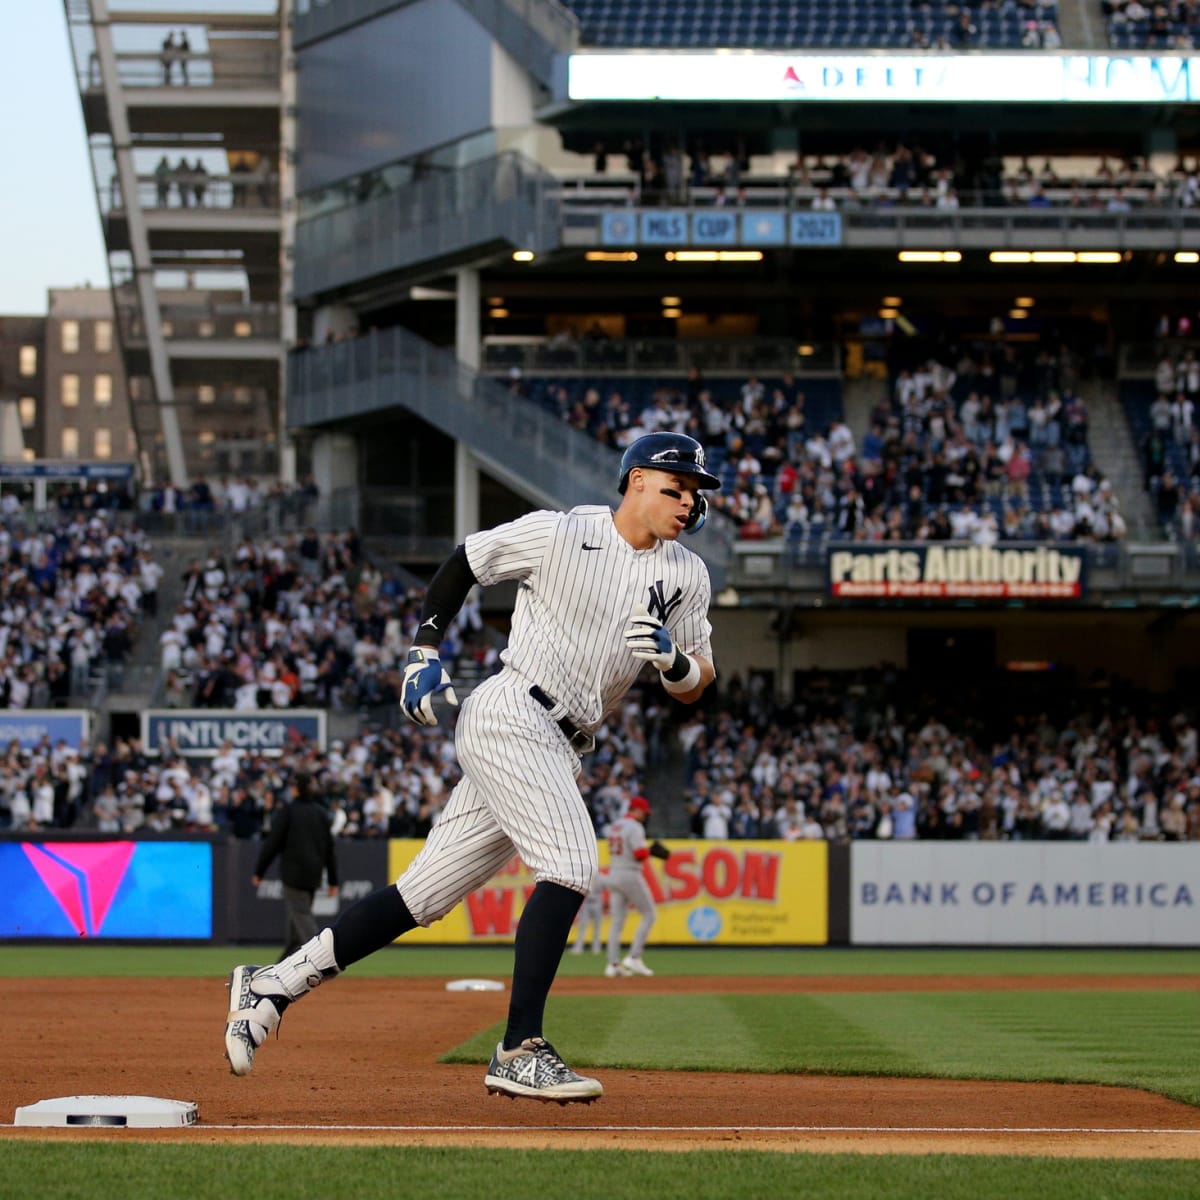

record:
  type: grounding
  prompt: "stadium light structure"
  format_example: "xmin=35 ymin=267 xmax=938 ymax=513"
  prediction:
xmin=512 ymin=250 xmax=536 ymax=262
xmin=665 ymin=250 xmax=764 ymax=262
xmin=1176 ymin=252 xmax=1200 ymax=264
xmin=897 ymin=251 xmax=961 ymax=263
xmin=990 ymin=251 xmax=1122 ymax=264
xmin=585 ymin=251 xmax=638 ymax=262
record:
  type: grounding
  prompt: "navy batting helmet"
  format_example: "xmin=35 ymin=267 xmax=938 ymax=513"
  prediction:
xmin=617 ymin=432 xmax=721 ymax=495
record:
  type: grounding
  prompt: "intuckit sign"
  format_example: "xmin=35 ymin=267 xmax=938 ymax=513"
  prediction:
xmin=851 ymin=844 xmax=1200 ymax=945
xmin=142 ymin=709 xmax=327 ymax=757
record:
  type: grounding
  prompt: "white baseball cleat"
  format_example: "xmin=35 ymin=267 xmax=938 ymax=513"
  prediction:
xmin=604 ymin=962 xmax=633 ymax=978
xmin=621 ymin=955 xmax=654 ymax=977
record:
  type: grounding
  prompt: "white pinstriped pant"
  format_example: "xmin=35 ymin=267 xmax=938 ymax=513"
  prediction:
xmin=396 ymin=672 xmax=599 ymax=926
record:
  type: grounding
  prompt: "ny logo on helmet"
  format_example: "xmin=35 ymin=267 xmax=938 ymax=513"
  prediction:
xmin=647 ymin=579 xmax=683 ymax=624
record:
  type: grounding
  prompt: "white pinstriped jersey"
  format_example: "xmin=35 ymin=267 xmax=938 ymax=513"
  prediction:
xmin=606 ymin=816 xmax=647 ymax=876
xmin=465 ymin=505 xmax=713 ymax=730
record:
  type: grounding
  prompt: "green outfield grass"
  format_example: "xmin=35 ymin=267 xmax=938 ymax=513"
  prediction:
xmin=2 ymin=943 xmax=1199 ymax=978
xmin=4 ymin=946 xmax=1200 ymax=1198
xmin=4 ymin=1144 xmax=1200 ymax=1200
xmin=445 ymin=989 xmax=1200 ymax=1106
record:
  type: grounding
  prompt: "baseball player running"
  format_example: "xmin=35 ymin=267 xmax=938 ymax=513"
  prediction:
xmin=224 ymin=431 xmax=718 ymax=1103
xmin=605 ymin=795 xmax=670 ymax=977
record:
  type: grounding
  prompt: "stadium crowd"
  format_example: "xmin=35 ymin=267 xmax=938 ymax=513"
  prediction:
xmin=0 ymin=685 xmax=656 ymax=841
xmin=0 ymin=510 xmax=160 ymax=707
xmin=522 ymin=336 xmax=1122 ymax=544
xmin=680 ymin=670 xmax=1200 ymax=843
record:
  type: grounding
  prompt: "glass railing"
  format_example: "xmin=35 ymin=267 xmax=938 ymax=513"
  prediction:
xmin=294 ymin=151 xmax=561 ymax=297
xmin=287 ymin=326 xmax=736 ymax=583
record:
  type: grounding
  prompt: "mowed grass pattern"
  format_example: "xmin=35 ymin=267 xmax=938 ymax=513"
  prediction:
xmin=6 ymin=1144 xmax=1200 ymax=1200
xmin=445 ymin=990 xmax=1200 ymax=1106
xmin=2 ymin=945 xmax=1199 ymax=978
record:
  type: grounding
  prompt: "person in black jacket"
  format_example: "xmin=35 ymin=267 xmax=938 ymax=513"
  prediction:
xmin=253 ymin=772 xmax=339 ymax=959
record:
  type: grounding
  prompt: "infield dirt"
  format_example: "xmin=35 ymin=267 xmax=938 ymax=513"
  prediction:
xmin=2 ymin=974 xmax=1198 ymax=1158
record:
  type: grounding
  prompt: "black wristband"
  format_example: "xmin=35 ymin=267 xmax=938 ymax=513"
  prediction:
xmin=662 ymin=644 xmax=693 ymax=683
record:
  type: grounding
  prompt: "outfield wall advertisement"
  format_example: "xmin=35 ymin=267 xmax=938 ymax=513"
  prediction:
xmin=851 ymin=843 xmax=1198 ymax=945
xmin=386 ymin=839 xmax=829 ymax=945
xmin=0 ymin=841 xmax=212 ymax=939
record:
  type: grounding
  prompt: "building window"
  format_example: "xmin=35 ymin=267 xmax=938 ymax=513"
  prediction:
xmin=197 ymin=385 xmax=216 ymax=405
xmin=61 ymin=321 xmax=80 ymax=353
xmin=94 ymin=374 xmax=113 ymax=407
xmin=94 ymin=428 xmax=112 ymax=459
xmin=94 ymin=320 xmax=113 ymax=353
xmin=18 ymin=345 xmax=37 ymax=376
xmin=127 ymin=429 xmax=138 ymax=455
xmin=233 ymin=386 xmax=253 ymax=405
xmin=62 ymin=374 xmax=80 ymax=407
xmin=234 ymin=320 xmax=252 ymax=337
xmin=21 ymin=448 xmax=35 ymax=463
xmin=17 ymin=397 xmax=36 ymax=429
xmin=62 ymin=427 xmax=79 ymax=458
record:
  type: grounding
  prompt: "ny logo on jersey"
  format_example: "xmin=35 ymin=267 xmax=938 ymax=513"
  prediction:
xmin=647 ymin=579 xmax=683 ymax=624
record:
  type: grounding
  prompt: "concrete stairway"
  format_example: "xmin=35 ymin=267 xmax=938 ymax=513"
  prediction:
xmin=841 ymin=376 xmax=887 ymax=448
xmin=1081 ymin=380 xmax=1159 ymax=538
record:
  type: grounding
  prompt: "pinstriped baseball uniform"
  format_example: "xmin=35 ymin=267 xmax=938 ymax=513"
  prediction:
xmin=605 ymin=815 xmax=657 ymax=962
xmin=397 ymin=505 xmax=712 ymax=925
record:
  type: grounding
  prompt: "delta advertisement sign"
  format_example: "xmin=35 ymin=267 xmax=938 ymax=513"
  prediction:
xmin=386 ymin=839 xmax=828 ymax=945
xmin=568 ymin=52 xmax=1200 ymax=104
xmin=828 ymin=543 xmax=1086 ymax=600
xmin=0 ymin=841 xmax=212 ymax=939
xmin=851 ymin=843 xmax=1199 ymax=945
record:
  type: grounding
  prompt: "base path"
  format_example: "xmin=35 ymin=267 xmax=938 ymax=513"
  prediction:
xmin=2 ymin=975 xmax=1198 ymax=1158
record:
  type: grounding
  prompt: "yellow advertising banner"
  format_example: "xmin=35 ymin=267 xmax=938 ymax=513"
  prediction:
xmin=386 ymin=839 xmax=828 ymax=945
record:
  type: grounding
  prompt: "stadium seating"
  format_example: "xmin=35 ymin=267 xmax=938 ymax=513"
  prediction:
xmin=1106 ymin=2 xmax=1200 ymax=50
xmin=561 ymin=0 xmax=1059 ymax=49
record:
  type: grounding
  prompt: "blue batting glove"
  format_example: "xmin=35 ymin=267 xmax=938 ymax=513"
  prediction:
xmin=401 ymin=647 xmax=459 ymax=727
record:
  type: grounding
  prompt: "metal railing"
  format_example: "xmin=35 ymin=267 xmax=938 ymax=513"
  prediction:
xmin=116 ymin=299 xmax=281 ymax=345
xmin=560 ymin=199 xmax=1200 ymax=251
xmin=293 ymin=151 xmax=561 ymax=298
xmin=80 ymin=47 xmax=281 ymax=91
xmin=481 ymin=336 xmax=840 ymax=375
xmin=101 ymin=172 xmax=280 ymax=216
xmin=725 ymin=537 xmax=1200 ymax=593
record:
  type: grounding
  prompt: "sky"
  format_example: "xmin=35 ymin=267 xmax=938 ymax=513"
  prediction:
xmin=0 ymin=5 xmax=108 ymax=314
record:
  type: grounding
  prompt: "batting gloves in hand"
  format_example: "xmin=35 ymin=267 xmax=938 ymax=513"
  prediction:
xmin=623 ymin=604 xmax=676 ymax=671
xmin=401 ymin=647 xmax=459 ymax=727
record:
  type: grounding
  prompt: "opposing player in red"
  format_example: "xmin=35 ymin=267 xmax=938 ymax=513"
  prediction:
xmin=604 ymin=795 xmax=670 ymax=978
xmin=224 ymin=432 xmax=719 ymax=1102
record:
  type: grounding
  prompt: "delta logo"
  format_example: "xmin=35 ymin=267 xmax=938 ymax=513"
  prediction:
xmin=21 ymin=842 xmax=136 ymax=937
xmin=782 ymin=65 xmax=805 ymax=90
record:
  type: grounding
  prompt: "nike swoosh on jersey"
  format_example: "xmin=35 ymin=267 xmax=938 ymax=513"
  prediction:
xmin=581 ymin=542 xmax=603 ymax=551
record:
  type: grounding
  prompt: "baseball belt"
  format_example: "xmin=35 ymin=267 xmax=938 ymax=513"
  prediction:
xmin=529 ymin=685 xmax=595 ymax=754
